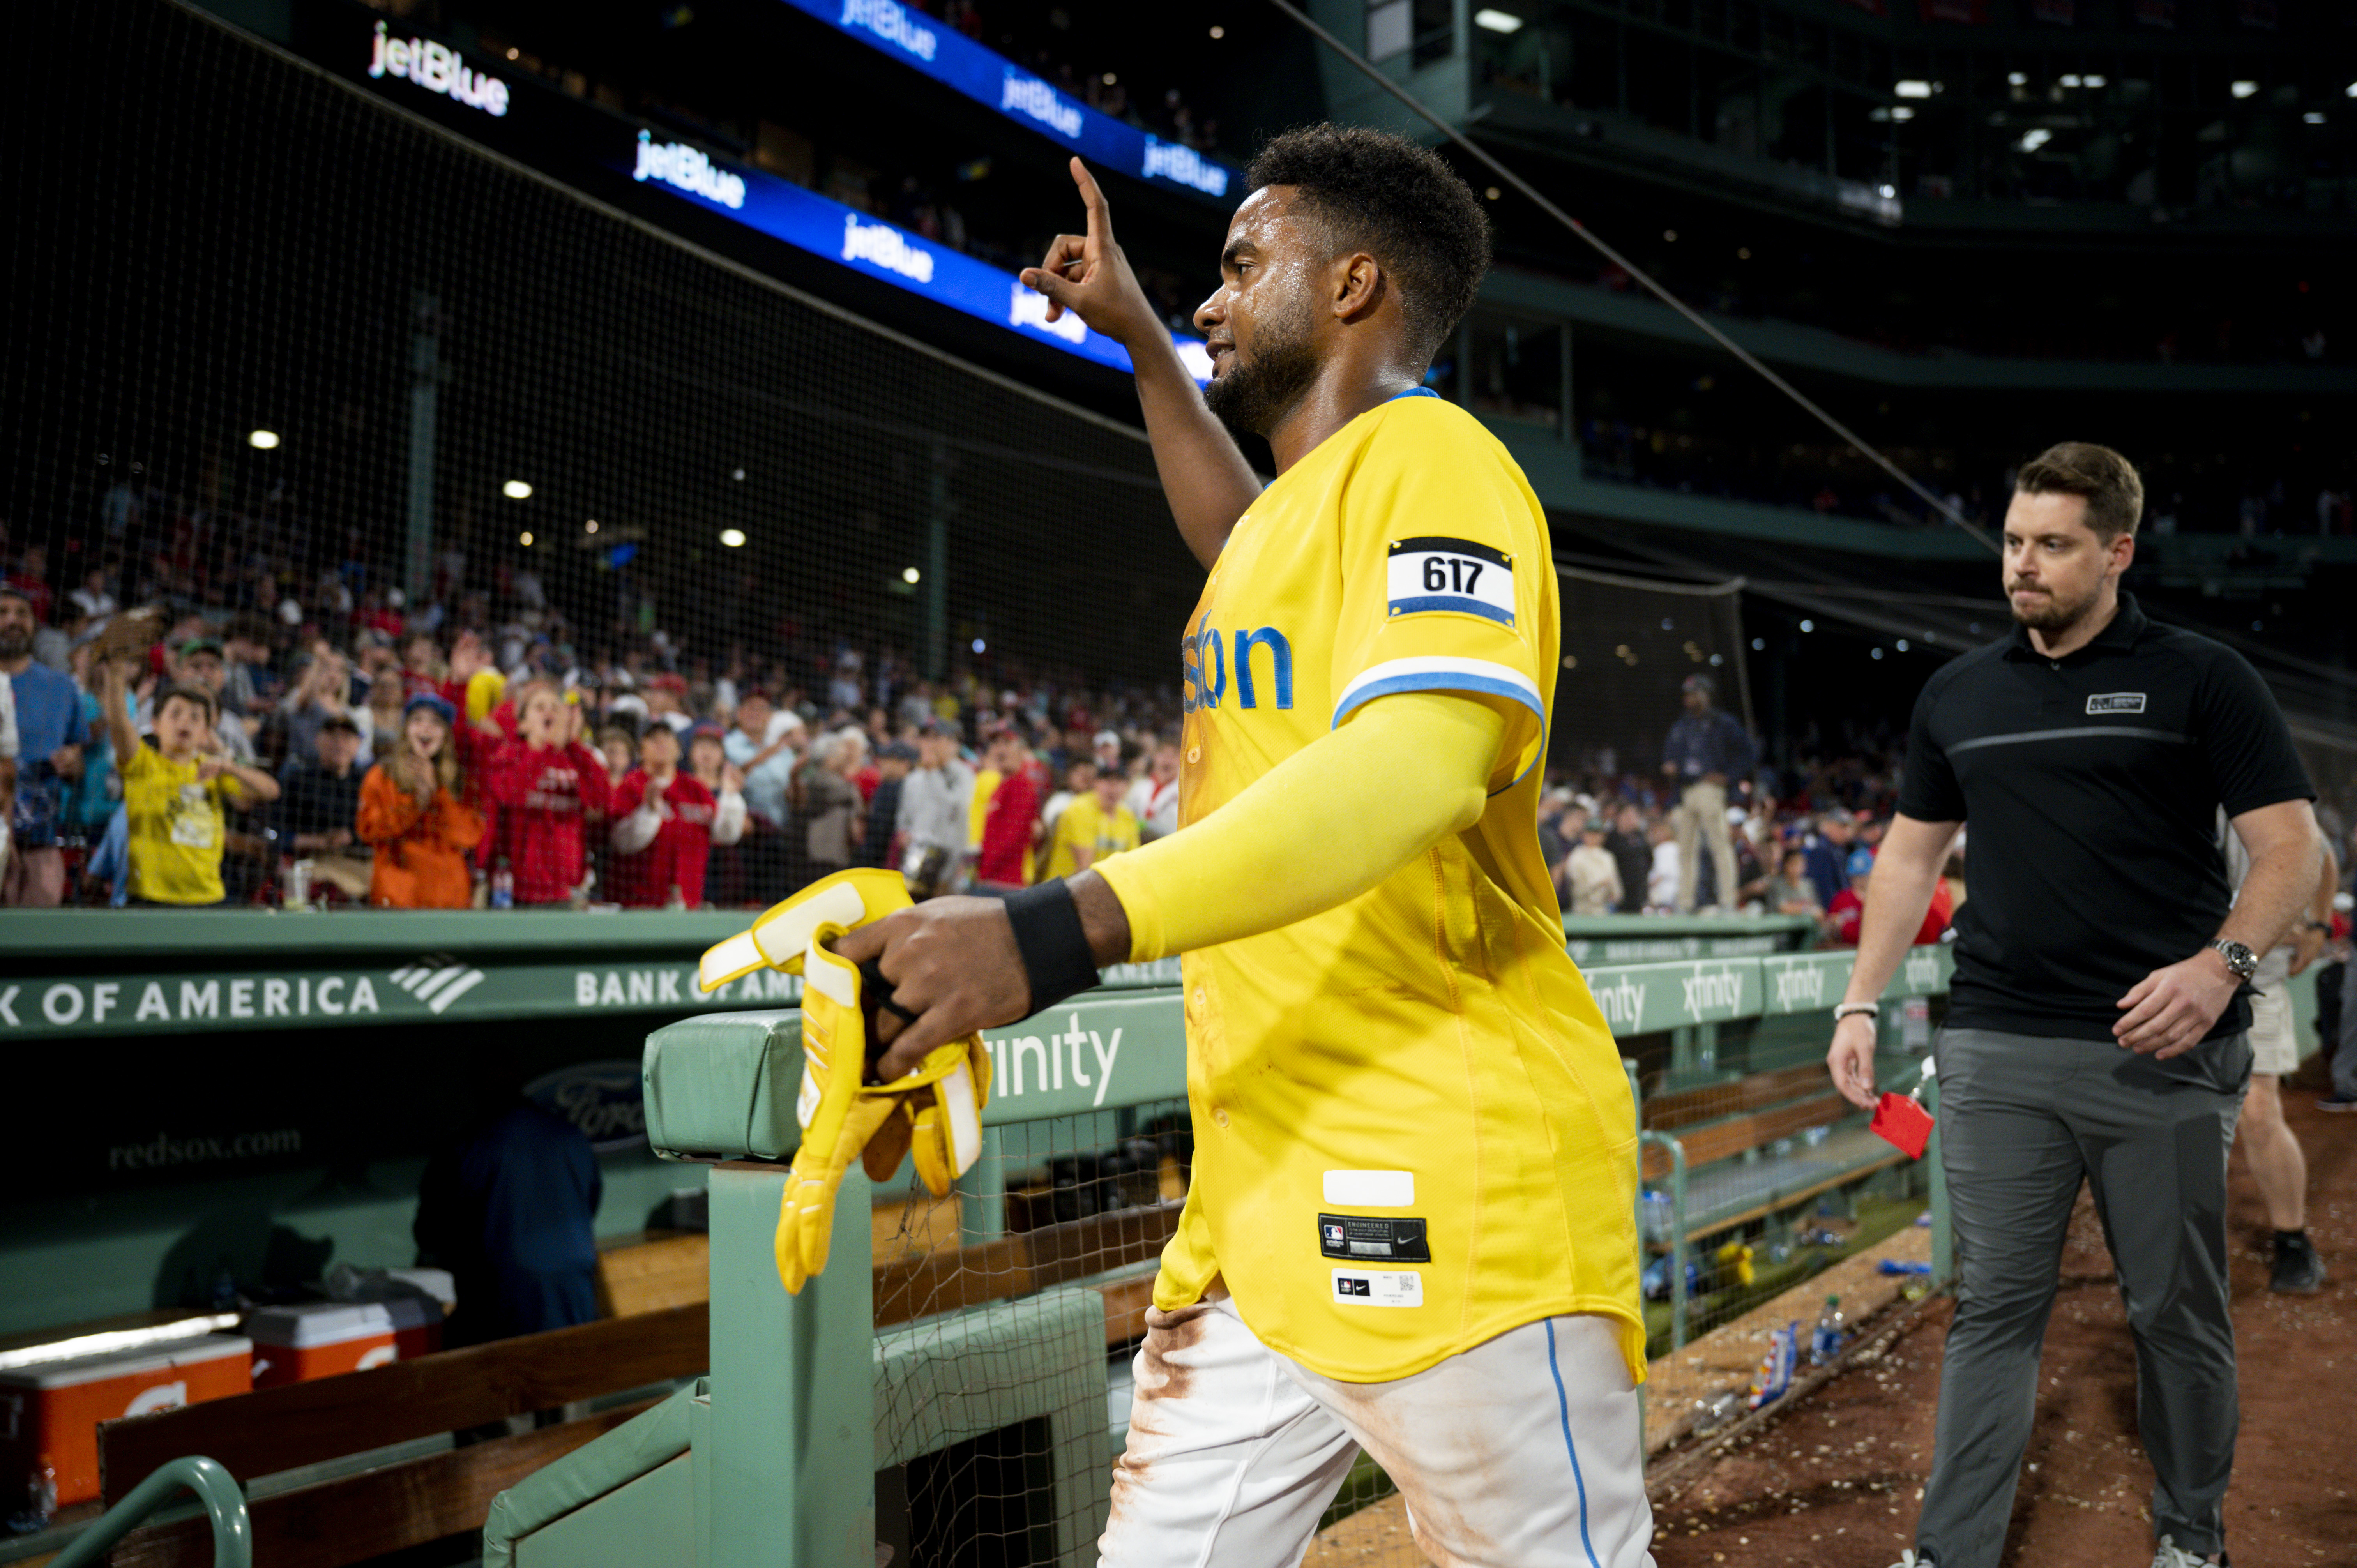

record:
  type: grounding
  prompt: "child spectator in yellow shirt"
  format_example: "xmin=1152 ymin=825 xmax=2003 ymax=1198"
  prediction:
xmin=1042 ymin=765 xmax=1141 ymax=881
xmin=97 ymin=658 xmax=279 ymax=906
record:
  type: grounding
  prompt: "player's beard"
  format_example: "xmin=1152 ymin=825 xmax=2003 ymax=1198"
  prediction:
xmin=1204 ymin=288 xmax=1321 ymax=439
xmin=2006 ymin=575 xmax=2100 ymax=635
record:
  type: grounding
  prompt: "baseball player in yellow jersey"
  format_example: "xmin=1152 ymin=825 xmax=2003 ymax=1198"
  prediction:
xmin=839 ymin=125 xmax=1653 ymax=1568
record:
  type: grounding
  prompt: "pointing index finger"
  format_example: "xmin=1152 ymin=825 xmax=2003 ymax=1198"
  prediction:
xmin=1071 ymin=157 xmax=1110 ymax=247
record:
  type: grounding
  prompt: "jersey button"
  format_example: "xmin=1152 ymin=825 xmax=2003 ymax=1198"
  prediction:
xmin=1192 ymin=988 xmax=1208 ymax=1009
xmin=1213 ymin=1108 xmax=1230 ymax=1128
xmin=1186 ymin=746 xmax=1201 ymax=764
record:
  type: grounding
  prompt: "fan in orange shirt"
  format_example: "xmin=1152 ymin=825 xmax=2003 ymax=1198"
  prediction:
xmin=359 ymin=694 xmax=485 ymax=908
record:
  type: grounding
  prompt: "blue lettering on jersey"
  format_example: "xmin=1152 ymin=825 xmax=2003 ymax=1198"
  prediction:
xmin=1182 ymin=627 xmax=1228 ymax=713
xmin=1232 ymin=627 xmax=1293 ymax=710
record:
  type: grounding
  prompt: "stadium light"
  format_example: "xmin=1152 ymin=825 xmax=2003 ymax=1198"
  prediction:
xmin=2307 ymin=112 xmax=2328 ymax=125
xmin=2007 ymin=72 xmax=2028 ymax=87
xmin=902 ymin=567 xmax=921 ymax=584
xmin=1799 ymin=620 xmax=1815 ymax=633
xmin=2083 ymin=74 xmax=2106 ymax=88
xmin=1896 ymin=638 xmax=1910 ymax=651
xmin=972 ymin=638 xmax=987 ymax=654
xmin=1209 ymin=25 xmax=1225 ymax=39
xmin=247 ymin=429 xmax=280 ymax=450
xmin=502 ymin=479 xmax=533 ymax=499
xmin=584 ymin=519 xmax=599 ymax=533
xmin=719 ymin=528 xmax=747 ymax=548
xmin=2231 ymin=81 xmax=2258 ymax=99
xmin=518 ymin=531 xmax=534 ymax=547
xmin=1891 ymin=106 xmax=1915 ymax=122
xmin=1473 ymin=9 xmax=1525 ymax=33
xmin=2059 ymin=74 xmax=2081 ymax=88
xmin=2017 ymin=128 xmax=2053 ymax=152
xmin=1894 ymin=80 xmax=1933 ymax=99
xmin=1751 ymin=638 xmax=1765 ymax=652
xmin=1871 ymin=648 xmax=1885 ymax=660
xmin=2347 ymin=82 xmax=2356 ymax=98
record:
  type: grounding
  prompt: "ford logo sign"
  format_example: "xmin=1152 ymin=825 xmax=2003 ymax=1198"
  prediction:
xmin=525 ymin=1060 xmax=648 ymax=1153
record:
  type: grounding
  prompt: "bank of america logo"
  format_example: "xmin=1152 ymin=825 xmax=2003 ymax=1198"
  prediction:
xmin=389 ymin=955 xmax=487 ymax=1015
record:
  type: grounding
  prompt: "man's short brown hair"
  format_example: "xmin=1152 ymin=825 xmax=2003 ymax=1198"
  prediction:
xmin=2014 ymin=441 xmax=2144 ymax=542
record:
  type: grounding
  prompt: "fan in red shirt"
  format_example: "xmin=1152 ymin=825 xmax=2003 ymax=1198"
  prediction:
xmin=485 ymin=681 xmax=613 ymax=906
xmin=972 ymin=728 xmax=1046 ymax=893
xmin=1828 ymin=862 xmax=1954 ymax=948
xmin=607 ymin=723 xmax=748 ymax=908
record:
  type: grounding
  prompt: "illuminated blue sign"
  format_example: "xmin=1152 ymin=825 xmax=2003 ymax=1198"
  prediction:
xmin=784 ymin=0 xmax=1237 ymax=201
xmin=615 ymin=134 xmax=1213 ymax=383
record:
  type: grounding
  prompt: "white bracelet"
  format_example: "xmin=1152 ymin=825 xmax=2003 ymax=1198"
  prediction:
xmin=1833 ymin=1003 xmax=1880 ymax=1021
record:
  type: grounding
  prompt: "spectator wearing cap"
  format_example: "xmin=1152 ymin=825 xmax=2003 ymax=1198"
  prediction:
xmin=1041 ymin=756 xmax=1099 ymax=855
xmin=1565 ymin=821 xmax=1624 ymax=918
xmin=608 ymin=722 xmax=746 ymax=908
xmin=1802 ymin=808 xmax=1856 ymax=911
xmin=358 ymin=694 xmax=484 ymax=908
xmin=141 ymin=637 xmax=258 ymax=764
xmin=280 ymin=640 xmax=360 ymax=768
xmin=279 ymin=712 xmax=371 ymax=899
xmin=865 ymin=742 xmax=916 ymax=867
xmin=972 ymin=729 xmax=1044 ymax=893
xmin=1 ymin=584 xmax=83 ymax=906
xmin=1092 ymin=729 xmax=1124 ymax=773
xmin=1659 ymin=673 xmax=1756 ymax=914
xmin=1825 ymin=856 xmax=1952 ymax=948
xmin=724 ymin=691 xmax=800 ymax=902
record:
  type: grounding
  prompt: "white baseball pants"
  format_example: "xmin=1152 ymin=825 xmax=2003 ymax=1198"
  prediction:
xmin=1096 ymin=1292 xmax=1656 ymax=1568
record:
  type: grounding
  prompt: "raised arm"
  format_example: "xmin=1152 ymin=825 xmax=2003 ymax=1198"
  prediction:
xmin=97 ymin=658 xmax=140 ymax=764
xmin=1019 ymin=159 xmax=1260 ymax=570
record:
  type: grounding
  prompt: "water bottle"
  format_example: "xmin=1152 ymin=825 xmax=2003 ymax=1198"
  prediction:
xmin=490 ymin=856 xmax=515 ymax=909
xmin=1809 ymin=1293 xmax=1846 ymax=1364
xmin=664 ymin=882 xmax=687 ymax=911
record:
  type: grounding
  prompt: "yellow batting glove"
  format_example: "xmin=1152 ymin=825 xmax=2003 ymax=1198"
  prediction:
xmin=698 ymin=867 xmax=910 ymax=993
xmin=773 ymin=930 xmax=902 ymax=1293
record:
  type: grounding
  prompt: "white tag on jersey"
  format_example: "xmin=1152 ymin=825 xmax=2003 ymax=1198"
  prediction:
xmin=1386 ymin=537 xmax=1514 ymax=628
xmin=1331 ymin=1268 xmax=1424 ymax=1308
xmin=1323 ymin=1169 xmax=1415 ymax=1206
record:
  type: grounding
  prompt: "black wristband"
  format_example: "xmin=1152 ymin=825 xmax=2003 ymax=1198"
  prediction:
xmin=1001 ymin=880 xmax=1102 ymax=1015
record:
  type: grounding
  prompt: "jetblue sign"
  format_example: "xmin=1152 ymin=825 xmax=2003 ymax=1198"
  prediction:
xmin=613 ymin=132 xmax=1211 ymax=383
xmin=782 ymin=0 xmax=1235 ymax=200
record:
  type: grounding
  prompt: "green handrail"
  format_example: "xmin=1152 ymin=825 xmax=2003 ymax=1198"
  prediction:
xmin=48 ymin=1455 xmax=250 ymax=1568
xmin=1638 ymin=1130 xmax=1692 ymax=1349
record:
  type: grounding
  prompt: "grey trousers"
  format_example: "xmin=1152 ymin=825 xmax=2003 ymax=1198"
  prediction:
xmin=1915 ymin=1026 xmax=2251 ymax=1568
xmin=2336 ymin=952 xmax=2357 ymax=1100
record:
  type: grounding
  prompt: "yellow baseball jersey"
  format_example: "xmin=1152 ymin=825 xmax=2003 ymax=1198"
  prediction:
xmin=1154 ymin=390 xmax=1644 ymax=1384
xmin=1043 ymin=794 xmax=1139 ymax=881
xmin=122 ymin=745 xmax=242 ymax=904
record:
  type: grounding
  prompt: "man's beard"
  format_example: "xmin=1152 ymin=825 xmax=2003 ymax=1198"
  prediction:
xmin=1203 ymin=291 xmax=1320 ymax=439
xmin=0 ymin=630 xmax=29 ymax=661
xmin=2007 ymin=579 xmax=2098 ymax=634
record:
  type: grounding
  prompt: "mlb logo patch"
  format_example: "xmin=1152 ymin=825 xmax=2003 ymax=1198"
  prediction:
xmin=1335 ymin=1275 xmax=1372 ymax=1298
xmin=1323 ymin=1222 xmax=1346 ymax=1247
xmin=2086 ymin=693 xmax=2147 ymax=715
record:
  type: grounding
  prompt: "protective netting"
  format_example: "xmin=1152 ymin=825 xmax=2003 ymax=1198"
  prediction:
xmin=1550 ymin=565 xmax=1753 ymax=790
xmin=5 ymin=0 xmax=1206 ymax=912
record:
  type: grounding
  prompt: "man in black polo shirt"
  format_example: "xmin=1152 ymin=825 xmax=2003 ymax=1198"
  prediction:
xmin=1825 ymin=442 xmax=2322 ymax=1568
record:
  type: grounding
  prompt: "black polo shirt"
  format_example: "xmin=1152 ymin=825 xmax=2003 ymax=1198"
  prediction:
xmin=1896 ymin=592 xmax=2312 ymax=1043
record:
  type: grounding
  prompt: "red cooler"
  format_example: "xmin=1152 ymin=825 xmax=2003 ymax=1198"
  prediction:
xmin=0 ymin=1333 xmax=252 ymax=1508
xmin=244 ymin=1300 xmax=442 ymax=1387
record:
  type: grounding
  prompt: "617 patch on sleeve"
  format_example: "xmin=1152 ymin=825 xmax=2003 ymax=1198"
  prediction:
xmin=1386 ymin=537 xmax=1514 ymax=627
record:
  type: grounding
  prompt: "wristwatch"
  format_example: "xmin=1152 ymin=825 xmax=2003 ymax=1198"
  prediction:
xmin=2208 ymin=939 xmax=2258 ymax=982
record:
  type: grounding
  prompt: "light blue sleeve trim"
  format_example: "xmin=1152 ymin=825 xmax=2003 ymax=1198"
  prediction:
xmin=1331 ymin=670 xmax=1545 ymax=731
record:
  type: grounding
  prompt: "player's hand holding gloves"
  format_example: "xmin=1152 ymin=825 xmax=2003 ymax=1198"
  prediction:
xmin=698 ymin=871 xmax=991 ymax=1294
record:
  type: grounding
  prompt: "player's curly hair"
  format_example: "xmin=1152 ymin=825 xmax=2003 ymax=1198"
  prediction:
xmin=1247 ymin=125 xmax=1491 ymax=364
